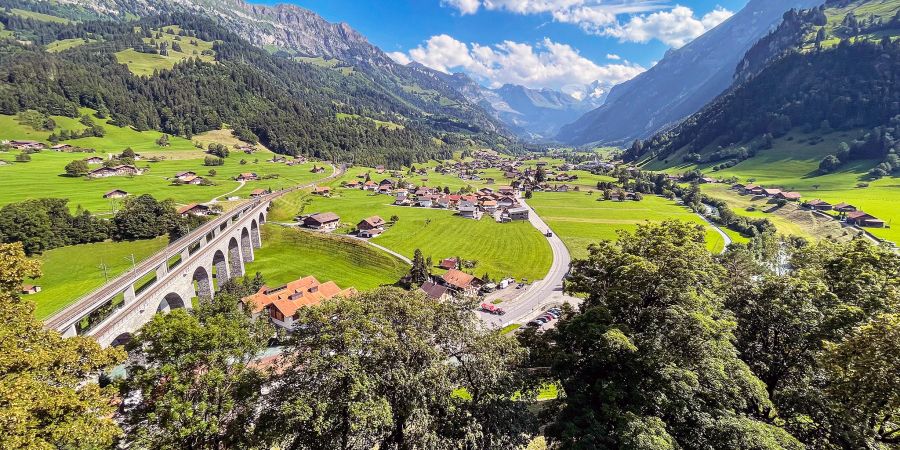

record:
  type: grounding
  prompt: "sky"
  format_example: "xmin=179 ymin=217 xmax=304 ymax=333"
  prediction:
xmin=274 ymin=0 xmax=749 ymax=98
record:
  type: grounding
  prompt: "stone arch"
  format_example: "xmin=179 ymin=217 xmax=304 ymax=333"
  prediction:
xmin=250 ymin=219 xmax=261 ymax=249
xmin=258 ymin=211 xmax=266 ymax=224
xmin=240 ymin=227 xmax=254 ymax=262
xmin=212 ymin=249 xmax=229 ymax=284
xmin=228 ymin=236 xmax=244 ymax=278
xmin=158 ymin=292 xmax=186 ymax=313
xmin=110 ymin=332 xmax=133 ymax=348
xmin=193 ymin=266 xmax=213 ymax=300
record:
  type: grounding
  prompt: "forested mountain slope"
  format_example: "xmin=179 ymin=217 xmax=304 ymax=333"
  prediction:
xmin=557 ymin=0 xmax=823 ymax=146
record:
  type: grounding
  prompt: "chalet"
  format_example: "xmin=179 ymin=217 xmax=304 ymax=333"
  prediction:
xmin=776 ymin=192 xmax=802 ymax=202
xmin=439 ymin=258 xmax=458 ymax=270
xmin=497 ymin=186 xmax=516 ymax=196
xmin=742 ymin=185 xmax=762 ymax=195
xmin=419 ymin=281 xmax=451 ymax=301
xmin=51 ymin=144 xmax=73 ymax=151
xmin=458 ymin=199 xmax=482 ymax=220
xmin=481 ymin=200 xmax=498 ymax=213
xmin=700 ymin=177 xmax=717 ymax=184
xmin=9 ymin=140 xmax=44 ymax=150
xmin=506 ymin=207 xmax=530 ymax=221
xmin=363 ymin=180 xmax=377 ymax=191
xmin=177 ymin=203 xmax=213 ymax=217
xmin=375 ymin=165 xmax=386 ymax=174
xmin=498 ymin=197 xmax=517 ymax=208
xmin=175 ymin=171 xmax=197 ymax=181
xmin=417 ymin=195 xmax=434 ymax=208
xmin=236 ymin=172 xmax=259 ymax=181
xmin=310 ymin=166 xmax=326 ymax=174
xmin=20 ymin=284 xmax=41 ymax=295
xmin=344 ymin=180 xmax=361 ymax=189
xmin=103 ymin=189 xmax=128 ymax=199
xmin=377 ymin=185 xmax=393 ymax=195
xmin=88 ymin=165 xmax=141 ymax=178
xmin=314 ymin=186 xmax=331 ymax=196
xmin=833 ymin=203 xmax=858 ymax=213
xmin=761 ymin=188 xmax=782 ymax=197
xmin=804 ymin=199 xmax=832 ymax=211
xmin=555 ymin=185 xmax=569 ymax=193
xmin=394 ymin=191 xmax=409 ymax=205
xmin=181 ymin=175 xmax=207 ymax=185
xmin=378 ymin=179 xmax=394 ymax=188
xmin=440 ymin=269 xmax=482 ymax=297
xmin=250 ymin=188 xmax=268 ymax=198
xmin=731 ymin=183 xmax=746 ymax=191
xmin=846 ymin=211 xmax=885 ymax=228
xmin=303 ymin=212 xmax=341 ymax=231
xmin=242 ymin=276 xmax=356 ymax=329
xmin=435 ymin=195 xmax=451 ymax=209
xmin=85 ymin=156 xmax=104 ymax=165
xmin=357 ymin=216 xmax=386 ymax=238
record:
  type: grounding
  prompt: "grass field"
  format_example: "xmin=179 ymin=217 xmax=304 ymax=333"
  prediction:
xmin=9 ymin=8 xmax=71 ymax=23
xmin=336 ymin=113 xmax=404 ymax=130
xmin=115 ymin=25 xmax=216 ymax=76
xmin=269 ymin=171 xmax=553 ymax=282
xmin=244 ymin=225 xmax=409 ymax=291
xmin=26 ymin=237 xmax=168 ymax=319
xmin=529 ymin=192 xmax=727 ymax=259
xmin=46 ymin=37 xmax=96 ymax=52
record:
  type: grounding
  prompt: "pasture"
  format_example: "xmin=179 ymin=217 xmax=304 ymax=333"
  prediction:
xmin=115 ymin=25 xmax=217 ymax=76
xmin=528 ymin=191 xmax=727 ymax=260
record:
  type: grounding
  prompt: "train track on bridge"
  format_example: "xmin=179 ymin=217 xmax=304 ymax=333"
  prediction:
xmin=44 ymin=164 xmax=343 ymax=334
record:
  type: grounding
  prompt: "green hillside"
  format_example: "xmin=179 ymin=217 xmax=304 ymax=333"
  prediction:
xmin=115 ymin=25 xmax=217 ymax=76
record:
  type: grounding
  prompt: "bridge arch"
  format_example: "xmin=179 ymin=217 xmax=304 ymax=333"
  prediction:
xmin=212 ymin=249 xmax=228 ymax=284
xmin=240 ymin=227 xmax=254 ymax=262
xmin=258 ymin=211 xmax=266 ymax=224
xmin=109 ymin=332 xmax=133 ymax=348
xmin=250 ymin=219 xmax=261 ymax=249
xmin=228 ymin=237 xmax=243 ymax=278
xmin=193 ymin=266 xmax=213 ymax=300
xmin=158 ymin=292 xmax=186 ymax=313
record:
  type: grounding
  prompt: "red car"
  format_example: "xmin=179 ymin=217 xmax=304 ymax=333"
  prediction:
xmin=480 ymin=303 xmax=506 ymax=316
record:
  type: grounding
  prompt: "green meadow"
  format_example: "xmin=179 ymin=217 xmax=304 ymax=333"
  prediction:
xmin=26 ymin=237 xmax=168 ymax=320
xmin=115 ymin=25 xmax=217 ymax=76
xmin=9 ymin=8 xmax=71 ymax=23
xmin=244 ymin=225 xmax=409 ymax=291
xmin=269 ymin=170 xmax=553 ymax=282
xmin=528 ymin=191 xmax=727 ymax=260
xmin=46 ymin=37 xmax=97 ymax=53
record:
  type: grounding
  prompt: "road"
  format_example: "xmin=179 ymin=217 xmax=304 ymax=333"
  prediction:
xmin=477 ymin=196 xmax=581 ymax=328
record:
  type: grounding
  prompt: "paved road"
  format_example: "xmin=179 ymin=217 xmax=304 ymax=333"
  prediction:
xmin=477 ymin=197 xmax=581 ymax=328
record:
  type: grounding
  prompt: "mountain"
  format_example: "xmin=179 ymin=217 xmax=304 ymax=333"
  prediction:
xmin=557 ymin=0 xmax=825 ymax=146
xmin=45 ymin=0 xmax=509 ymax=137
xmin=434 ymin=70 xmax=606 ymax=140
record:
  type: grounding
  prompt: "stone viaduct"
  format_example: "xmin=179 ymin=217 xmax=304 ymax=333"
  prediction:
xmin=45 ymin=198 xmax=271 ymax=347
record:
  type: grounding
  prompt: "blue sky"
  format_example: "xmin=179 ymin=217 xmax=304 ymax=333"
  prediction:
xmin=274 ymin=0 xmax=748 ymax=96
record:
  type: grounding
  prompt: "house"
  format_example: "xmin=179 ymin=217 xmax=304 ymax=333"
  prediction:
xmin=435 ymin=195 xmax=451 ymax=209
xmin=177 ymin=203 xmax=213 ymax=217
xmin=236 ymin=172 xmax=259 ymax=181
xmin=742 ymin=185 xmax=762 ymax=195
xmin=309 ymin=166 xmax=326 ymax=173
xmin=51 ymin=144 xmax=73 ymax=151
xmin=88 ymin=165 xmax=141 ymax=178
xmin=833 ymin=202 xmax=857 ymax=213
xmin=846 ymin=211 xmax=885 ymax=228
xmin=175 ymin=171 xmax=197 ymax=181
xmin=700 ymin=177 xmax=717 ymax=184
xmin=498 ymin=197 xmax=517 ymax=209
xmin=555 ymin=185 xmax=569 ymax=192
xmin=181 ymin=175 xmax=206 ymax=185
xmin=481 ymin=200 xmax=498 ymax=213
xmin=417 ymin=195 xmax=434 ymax=208
xmin=20 ymin=284 xmax=41 ymax=295
xmin=497 ymin=186 xmax=516 ymax=196
xmin=363 ymin=180 xmax=377 ymax=191
xmin=103 ymin=189 xmax=128 ymax=199
xmin=419 ymin=281 xmax=451 ymax=301
xmin=776 ymin=192 xmax=802 ymax=201
xmin=761 ymin=188 xmax=782 ymax=197
xmin=242 ymin=276 xmax=356 ymax=329
xmin=731 ymin=183 xmax=746 ymax=191
xmin=314 ymin=186 xmax=331 ymax=196
xmin=805 ymin=199 xmax=832 ymax=211
xmin=506 ymin=207 xmax=530 ymax=221
xmin=439 ymin=258 xmax=458 ymax=270
xmin=375 ymin=165 xmax=386 ymax=174
xmin=85 ymin=156 xmax=104 ymax=165
xmin=344 ymin=180 xmax=361 ymax=189
xmin=440 ymin=269 xmax=482 ymax=297
xmin=303 ymin=212 xmax=341 ymax=231
xmin=9 ymin=140 xmax=44 ymax=150
xmin=250 ymin=188 xmax=268 ymax=198
xmin=394 ymin=191 xmax=409 ymax=205
xmin=458 ymin=200 xmax=483 ymax=220
xmin=357 ymin=216 xmax=386 ymax=238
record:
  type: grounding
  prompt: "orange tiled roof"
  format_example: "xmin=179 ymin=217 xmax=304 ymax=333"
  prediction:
xmin=242 ymin=276 xmax=356 ymax=317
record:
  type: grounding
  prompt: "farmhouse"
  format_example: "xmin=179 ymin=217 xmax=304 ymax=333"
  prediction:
xmin=51 ymin=144 xmax=73 ymax=151
xmin=481 ymin=200 xmax=498 ymax=213
xmin=250 ymin=188 xmax=268 ymax=198
xmin=236 ymin=172 xmax=259 ymax=181
xmin=845 ymin=211 xmax=885 ymax=228
xmin=85 ymin=156 xmax=104 ymax=165
xmin=833 ymin=203 xmax=858 ymax=213
xmin=458 ymin=199 xmax=483 ymax=220
xmin=175 ymin=171 xmax=197 ymax=181
xmin=242 ymin=276 xmax=356 ymax=329
xmin=103 ymin=189 xmax=128 ymax=199
xmin=776 ymin=192 xmax=802 ymax=201
xmin=303 ymin=212 xmax=341 ymax=231
xmin=180 ymin=175 xmax=206 ymax=185
xmin=314 ymin=186 xmax=331 ymax=196
xmin=440 ymin=269 xmax=482 ymax=297
xmin=88 ymin=165 xmax=141 ymax=178
xmin=20 ymin=284 xmax=41 ymax=295
xmin=177 ymin=203 xmax=214 ymax=217
xmin=805 ymin=199 xmax=832 ymax=211
xmin=439 ymin=258 xmax=458 ymax=270
xmin=761 ymin=188 xmax=782 ymax=197
xmin=9 ymin=140 xmax=44 ymax=150
xmin=419 ymin=281 xmax=451 ymax=301
xmin=357 ymin=215 xmax=386 ymax=238
xmin=498 ymin=186 xmax=516 ymax=196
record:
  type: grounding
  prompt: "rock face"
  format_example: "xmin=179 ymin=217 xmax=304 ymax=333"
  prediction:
xmin=557 ymin=0 xmax=825 ymax=146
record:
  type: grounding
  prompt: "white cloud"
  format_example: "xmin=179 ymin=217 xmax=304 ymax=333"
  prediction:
xmin=387 ymin=51 xmax=412 ymax=65
xmin=606 ymin=53 xmax=621 ymax=60
xmin=397 ymin=34 xmax=645 ymax=94
xmin=599 ymin=6 xmax=733 ymax=48
xmin=441 ymin=0 xmax=481 ymax=15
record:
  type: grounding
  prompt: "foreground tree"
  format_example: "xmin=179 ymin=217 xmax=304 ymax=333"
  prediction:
xmin=543 ymin=221 xmax=800 ymax=449
xmin=121 ymin=293 xmax=272 ymax=450
xmin=260 ymin=288 xmax=535 ymax=450
xmin=0 ymin=243 xmax=124 ymax=449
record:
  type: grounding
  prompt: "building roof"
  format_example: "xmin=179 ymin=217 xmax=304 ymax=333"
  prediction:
xmin=419 ymin=281 xmax=449 ymax=300
xmin=306 ymin=212 xmax=340 ymax=224
xmin=314 ymin=186 xmax=331 ymax=193
xmin=177 ymin=203 xmax=209 ymax=215
xmin=779 ymin=192 xmax=802 ymax=200
xmin=762 ymin=188 xmax=782 ymax=195
xmin=242 ymin=276 xmax=356 ymax=317
xmin=507 ymin=207 xmax=529 ymax=214
xmin=847 ymin=211 xmax=875 ymax=220
xmin=439 ymin=258 xmax=457 ymax=270
xmin=807 ymin=199 xmax=830 ymax=205
xmin=834 ymin=202 xmax=855 ymax=209
xmin=358 ymin=215 xmax=385 ymax=228
xmin=251 ymin=188 xmax=266 ymax=196
xmin=104 ymin=189 xmax=127 ymax=196
xmin=442 ymin=269 xmax=476 ymax=290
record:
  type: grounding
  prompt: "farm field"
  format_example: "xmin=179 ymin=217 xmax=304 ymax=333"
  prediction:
xmin=244 ymin=225 xmax=409 ymax=291
xmin=26 ymin=237 xmax=168 ymax=320
xmin=529 ymin=191 xmax=727 ymax=259
xmin=269 ymin=171 xmax=554 ymax=282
